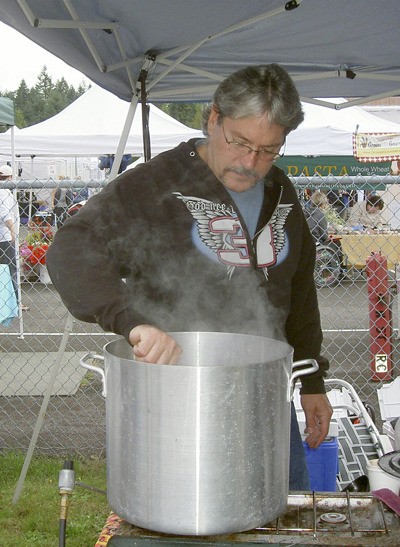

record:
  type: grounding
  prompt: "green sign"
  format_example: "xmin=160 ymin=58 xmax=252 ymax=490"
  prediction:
xmin=275 ymin=156 xmax=392 ymax=177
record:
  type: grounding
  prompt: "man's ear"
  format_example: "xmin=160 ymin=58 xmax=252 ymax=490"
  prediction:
xmin=207 ymin=105 xmax=220 ymax=136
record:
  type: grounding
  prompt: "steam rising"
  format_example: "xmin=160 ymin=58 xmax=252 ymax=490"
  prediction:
xmin=108 ymin=223 xmax=285 ymax=341
xmin=85 ymin=164 xmax=287 ymax=343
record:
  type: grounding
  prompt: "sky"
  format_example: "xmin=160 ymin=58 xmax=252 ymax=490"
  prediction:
xmin=0 ymin=21 xmax=90 ymax=92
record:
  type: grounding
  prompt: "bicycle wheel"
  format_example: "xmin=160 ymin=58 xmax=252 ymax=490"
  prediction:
xmin=314 ymin=245 xmax=342 ymax=288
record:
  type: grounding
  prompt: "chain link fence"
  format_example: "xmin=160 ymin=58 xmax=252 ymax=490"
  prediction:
xmin=0 ymin=175 xmax=399 ymax=459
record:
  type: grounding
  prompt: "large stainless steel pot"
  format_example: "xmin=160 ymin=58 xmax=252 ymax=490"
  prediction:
xmin=80 ymin=332 xmax=318 ymax=536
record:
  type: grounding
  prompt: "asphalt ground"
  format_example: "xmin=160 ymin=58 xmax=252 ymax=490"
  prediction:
xmin=1 ymin=276 xmax=399 ymax=457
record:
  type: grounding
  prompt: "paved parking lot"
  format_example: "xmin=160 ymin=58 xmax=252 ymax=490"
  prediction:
xmin=1 ymin=276 xmax=398 ymax=456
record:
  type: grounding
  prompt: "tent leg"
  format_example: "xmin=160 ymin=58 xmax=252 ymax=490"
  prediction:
xmin=109 ymin=95 xmax=139 ymax=181
xmin=12 ymin=312 xmax=75 ymax=504
xmin=26 ymin=190 xmax=33 ymax=224
xmin=139 ymin=70 xmax=151 ymax=161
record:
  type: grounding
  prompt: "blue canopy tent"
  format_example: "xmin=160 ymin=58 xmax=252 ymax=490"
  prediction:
xmin=1 ymin=0 xmax=400 ymax=175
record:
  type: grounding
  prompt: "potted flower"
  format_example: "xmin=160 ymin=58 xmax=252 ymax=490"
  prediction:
xmin=20 ymin=219 xmax=54 ymax=283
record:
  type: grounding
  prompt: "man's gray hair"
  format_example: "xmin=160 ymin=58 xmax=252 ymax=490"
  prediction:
xmin=202 ymin=64 xmax=304 ymax=136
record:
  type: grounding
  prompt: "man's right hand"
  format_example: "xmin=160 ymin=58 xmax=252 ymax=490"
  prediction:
xmin=128 ymin=325 xmax=182 ymax=365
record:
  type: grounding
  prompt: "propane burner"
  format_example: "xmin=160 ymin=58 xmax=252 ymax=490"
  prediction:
xmin=320 ymin=512 xmax=347 ymax=524
xmin=379 ymin=450 xmax=400 ymax=478
xmin=109 ymin=492 xmax=400 ymax=546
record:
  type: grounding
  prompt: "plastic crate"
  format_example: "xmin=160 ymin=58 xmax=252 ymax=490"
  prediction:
xmin=303 ymin=437 xmax=339 ymax=492
xmin=377 ymin=377 xmax=400 ymax=422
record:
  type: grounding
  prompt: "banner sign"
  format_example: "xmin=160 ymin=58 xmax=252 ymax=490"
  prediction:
xmin=353 ymin=132 xmax=400 ymax=162
xmin=275 ymin=156 xmax=392 ymax=177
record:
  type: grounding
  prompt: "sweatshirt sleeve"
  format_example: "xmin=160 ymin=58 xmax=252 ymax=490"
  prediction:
xmin=285 ymin=210 xmax=329 ymax=394
xmin=46 ymin=179 xmax=148 ymax=340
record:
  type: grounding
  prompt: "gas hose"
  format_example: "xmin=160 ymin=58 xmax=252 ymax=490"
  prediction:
xmin=58 ymin=460 xmax=75 ymax=547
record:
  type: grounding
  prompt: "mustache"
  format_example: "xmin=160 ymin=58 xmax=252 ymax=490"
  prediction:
xmin=224 ymin=166 xmax=260 ymax=179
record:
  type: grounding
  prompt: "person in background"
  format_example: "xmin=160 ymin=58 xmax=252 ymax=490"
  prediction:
xmin=69 ymin=176 xmax=89 ymax=205
xmin=47 ymin=64 xmax=333 ymax=491
xmin=0 ymin=164 xmax=28 ymax=311
xmin=51 ymin=176 xmax=73 ymax=228
xmin=327 ymin=189 xmax=351 ymax=221
xmin=340 ymin=190 xmax=351 ymax=221
xmin=35 ymin=187 xmax=53 ymax=211
xmin=98 ymin=153 xmax=134 ymax=175
xmin=303 ymin=191 xmax=329 ymax=244
xmin=304 ymin=190 xmax=344 ymax=272
xmin=346 ymin=194 xmax=387 ymax=231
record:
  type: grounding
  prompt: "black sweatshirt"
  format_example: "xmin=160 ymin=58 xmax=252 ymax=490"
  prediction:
xmin=47 ymin=139 xmax=328 ymax=393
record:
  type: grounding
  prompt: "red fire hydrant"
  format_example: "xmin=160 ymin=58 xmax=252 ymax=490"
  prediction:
xmin=366 ymin=251 xmax=393 ymax=382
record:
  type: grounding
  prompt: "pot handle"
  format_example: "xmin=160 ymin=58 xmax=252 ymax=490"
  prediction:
xmin=79 ymin=352 xmax=106 ymax=397
xmin=290 ymin=359 xmax=319 ymax=398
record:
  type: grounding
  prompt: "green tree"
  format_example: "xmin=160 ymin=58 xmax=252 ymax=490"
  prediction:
xmin=25 ymin=87 xmax=44 ymax=126
xmin=44 ymin=89 xmax=68 ymax=120
xmin=14 ymin=109 xmax=26 ymax=128
xmin=159 ymin=103 xmax=204 ymax=129
xmin=14 ymin=79 xmax=30 ymax=106
xmin=54 ymin=76 xmax=70 ymax=96
xmin=44 ymin=79 xmax=76 ymax=120
xmin=0 ymin=66 xmax=87 ymax=130
xmin=13 ymin=80 xmax=31 ymax=128
xmin=35 ymin=66 xmax=53 ymax=101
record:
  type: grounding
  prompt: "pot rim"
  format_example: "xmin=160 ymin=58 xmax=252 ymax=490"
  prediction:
xmin=103 ymin=331 xmax=294 ymax=369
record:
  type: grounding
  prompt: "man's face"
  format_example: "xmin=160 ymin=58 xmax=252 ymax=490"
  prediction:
xmin=205 ymin=107 xmax=285 ymax=192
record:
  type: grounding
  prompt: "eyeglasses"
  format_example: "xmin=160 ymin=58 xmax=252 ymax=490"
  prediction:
xmin=221 ymin=120 xmax=285 ymax=161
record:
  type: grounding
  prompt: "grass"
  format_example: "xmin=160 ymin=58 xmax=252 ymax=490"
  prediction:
xmin=0 ymin=451 xmax=110 ymax=547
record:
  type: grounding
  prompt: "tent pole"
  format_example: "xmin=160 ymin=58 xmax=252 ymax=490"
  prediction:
xmin=10 ymin=125 xmax=16 ymax=179
xmin=109 ymin=95 xmax=139 ymax=181
xmin=139 ymin=70 xmax=151 ymax=162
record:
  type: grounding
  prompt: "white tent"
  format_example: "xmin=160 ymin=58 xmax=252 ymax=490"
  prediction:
xmin=2 ymin=1 xmax=400 ymax=178
xmin=361 ymin=105 xmax=400 ymax=126
xmin=279 ymin=100 xmax=400 ymax=229
xmin=0 ymin=85 xmax=203 ymax=158
xmin=286 ymin=99 xmax=400 ymax=156
xmin=5 ymin=92 xmax=400 ymax=161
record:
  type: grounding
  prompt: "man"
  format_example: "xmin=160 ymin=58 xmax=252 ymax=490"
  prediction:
xmin=51 ymin=176 xmax=73 ymax=228
xmin=304 ymin=191 xmax=329 ymax=244
xmin=0 ymin=164 xmax=28 ymax=311
xmin=47 ymin=64 xmax=332 ymax=490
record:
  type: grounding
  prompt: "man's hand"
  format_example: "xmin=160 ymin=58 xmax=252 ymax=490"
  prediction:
xmin=301 ymin=393 xmax=333 ymax=449
xmin=128 ymin=325 xmax=182 ymax=365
